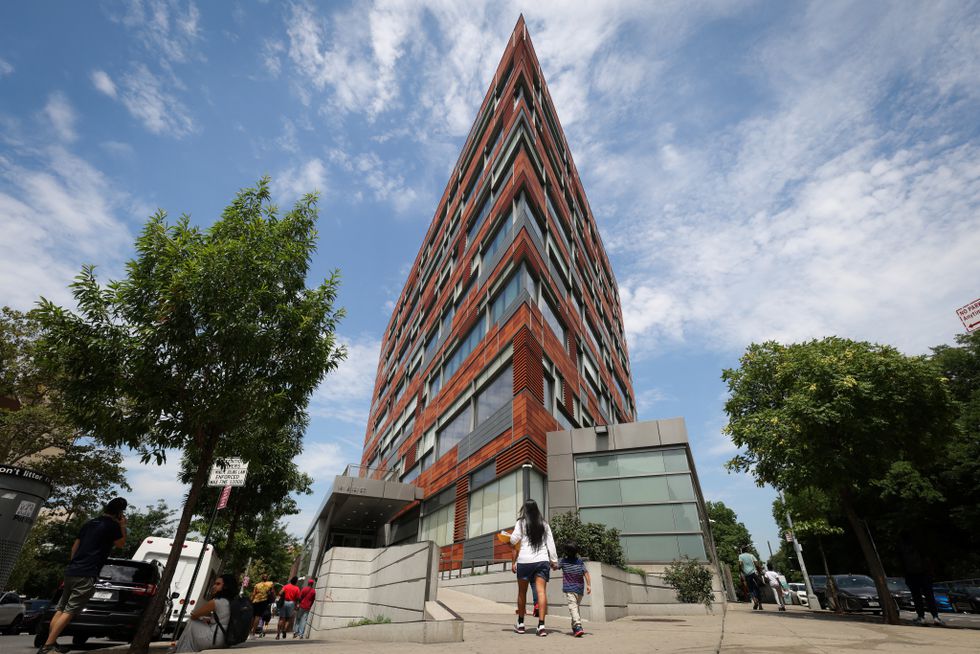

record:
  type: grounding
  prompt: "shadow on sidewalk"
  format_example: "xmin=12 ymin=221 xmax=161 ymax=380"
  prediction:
xmin=742 ymin=607 xmax=979 ymax=631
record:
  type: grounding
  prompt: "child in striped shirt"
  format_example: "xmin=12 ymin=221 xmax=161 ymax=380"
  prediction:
xmin=558 ymin=541 xmax=591 ymax=637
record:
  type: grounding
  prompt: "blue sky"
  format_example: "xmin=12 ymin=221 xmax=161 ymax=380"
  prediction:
xmin=2 ymin=1 xmax=979 ymax=560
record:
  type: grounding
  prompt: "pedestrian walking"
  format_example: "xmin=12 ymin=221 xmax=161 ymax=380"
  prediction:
xmin=169 ymin=574 xmax=238 ymax=653
xmin=558 ymin=541 xmax=591 ymax=637
xmin=276 ymin=577 xmax=300 ymax=639
xmin=249 ymin=574 xmax=274 ymax=638
xmin=899 ymin=530 xmax=944 ymax=626
xmin=293 ymin=578 xmax=316 ymax=638
xmin=763 ymin=565 xmax=786 ymax=611
xmin=37 ymin=497 xmax=128 ymax=654
xmin=738 ymin=546 xmax=763 ymax=610
xmin=508 ymin=499 xmax=558 ymax=637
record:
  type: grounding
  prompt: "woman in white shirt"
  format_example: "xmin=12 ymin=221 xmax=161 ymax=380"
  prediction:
xmin=171 ymin=574 xmax=237 ymax=653
xmin=508 ymin=499 xmax=558 ymax=636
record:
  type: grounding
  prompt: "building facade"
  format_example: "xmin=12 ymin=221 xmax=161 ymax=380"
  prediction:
xmin=351 ymin=17 xmax=637 ymax=567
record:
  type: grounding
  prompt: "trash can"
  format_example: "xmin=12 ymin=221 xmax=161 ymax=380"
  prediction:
xmin=0 ymin=466 xmax=52 ymax=590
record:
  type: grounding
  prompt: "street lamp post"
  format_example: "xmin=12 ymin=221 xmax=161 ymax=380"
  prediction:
xmin=781 ymin=491 xmax=820 ymax=609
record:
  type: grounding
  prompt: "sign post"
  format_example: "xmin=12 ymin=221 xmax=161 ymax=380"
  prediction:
xmin=172 ymin=460 xmax=248 ymax=642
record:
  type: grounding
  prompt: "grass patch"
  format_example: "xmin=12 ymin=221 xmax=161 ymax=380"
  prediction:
xmin=346 ymin=615 xmax=392 ymax=627
xmin=620 ymin=565 xmax=647 ymax=577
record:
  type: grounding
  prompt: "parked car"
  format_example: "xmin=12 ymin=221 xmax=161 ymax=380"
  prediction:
xmin=0 ymin=591 xmax=27 ymax=634
xmin=22 ymin=599 xmax=51 ymax=635
xmin=831 ymin=575 xmax=882 ymax=614
xmin=933 ymin=584 xmax=955 ymax=613
xmin=35 ymin=559 xmax=172 ymax=646
xmin=788 ymin=582 xmax=809 ymax=606
xmin=947 ymin=583 xmax=980 ymax=613
xmin=886 ymin=577 xmax=915 ymax=612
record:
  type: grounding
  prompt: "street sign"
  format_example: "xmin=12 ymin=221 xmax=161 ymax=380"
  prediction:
xmin=784 ymin=530 xmax=794 ymax=543
xmin=208 ymin=457 xmax=249 ymax=487
xmin=957 ymin=297 xmax=980 ymax=333
xmin=216 ymin=485 xmax=232 ymax=510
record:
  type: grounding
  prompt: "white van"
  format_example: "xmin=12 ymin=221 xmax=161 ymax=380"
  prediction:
xmin=132 ymin=537 xmax=221 ymax=632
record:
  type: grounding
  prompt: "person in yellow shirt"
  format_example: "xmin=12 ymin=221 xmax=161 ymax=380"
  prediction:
xmin=249 ymin=574 xmax=275 ymax=638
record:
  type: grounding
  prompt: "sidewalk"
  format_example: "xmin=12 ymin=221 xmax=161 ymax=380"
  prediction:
xmin=121 ymin=602 xmax=979 ymax=654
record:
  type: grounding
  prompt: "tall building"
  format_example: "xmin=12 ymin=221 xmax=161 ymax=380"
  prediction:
xmin=357 ymin=16 xmax=636 ymax=564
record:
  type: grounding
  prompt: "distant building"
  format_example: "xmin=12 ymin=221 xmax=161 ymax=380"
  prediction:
xmin=301 ymin=16 xmax=712 ymax=576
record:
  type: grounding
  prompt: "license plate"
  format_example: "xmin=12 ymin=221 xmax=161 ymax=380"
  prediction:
xmin=93 ymin=591 xmax=113 ymax=600
xmin=867 ymin=601 xmax=878 ymax=607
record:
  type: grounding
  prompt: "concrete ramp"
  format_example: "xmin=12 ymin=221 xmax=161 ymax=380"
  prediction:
xmin=438 ymin=587 xmax=517 ymax=615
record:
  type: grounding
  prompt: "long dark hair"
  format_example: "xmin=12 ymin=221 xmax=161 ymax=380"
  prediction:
xmin=518 ymin=499 xmax=546 ymax=551
xmin=214 ymin=573 xmax=239 ymax=600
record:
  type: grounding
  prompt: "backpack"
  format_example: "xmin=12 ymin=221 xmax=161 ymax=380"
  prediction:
xmin=214 ymin=598 xmax=254 ymax=648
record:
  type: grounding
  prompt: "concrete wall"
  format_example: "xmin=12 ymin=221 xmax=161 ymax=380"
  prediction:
xmin=308 ymin=541 xmax=439 ymax=633
xmin=440 ymin=561 xmax=716 ymax=621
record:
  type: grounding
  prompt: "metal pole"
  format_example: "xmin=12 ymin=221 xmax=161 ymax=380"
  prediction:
xmin=521 ymin=463 xmax=532 ymax=503
xmin=780 ymin=491 xmax=819 ymax=609
xmin=172 ymin=498 xmax=220 ymax=641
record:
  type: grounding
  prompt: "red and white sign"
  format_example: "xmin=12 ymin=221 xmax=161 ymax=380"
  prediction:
xmin=957 ymin=298 xmax=980 ymax=333
xmin=217 ymin=485 xmax=232 ymax=510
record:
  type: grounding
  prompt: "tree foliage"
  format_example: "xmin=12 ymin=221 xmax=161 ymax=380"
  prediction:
xmin=663 ymin=557 xmax=714 ymax=608
xmin=723 ymin=337 xmax=956 ymax=624
xmin=121 ymin=500 xmax=178 ymax=558
xmin=705 ymin=501 xmax=756 ymax=587
xmin=35 ymin=179 xmax=346 ymax=653
xmin=550 ymin=511 xmax=626 ymax=568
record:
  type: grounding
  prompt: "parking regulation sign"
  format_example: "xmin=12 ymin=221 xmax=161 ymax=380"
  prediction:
xmin=957 ymin=297 xmax=980 ymax=333
xmin=208 ymin=457 xmax=249 ymax=487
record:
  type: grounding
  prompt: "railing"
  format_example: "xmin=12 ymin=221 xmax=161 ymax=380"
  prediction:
xmin=438 ymin=558 xmax=514 ymax=580
xmin=341 ymin=464 xmax=389 ymax=480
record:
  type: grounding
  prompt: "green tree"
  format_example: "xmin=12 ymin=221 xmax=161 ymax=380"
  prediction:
xmin=121 ymin=500 xmax=178 ymax=558
xmin=705 ymin=501 xmax=756 ymax=588
xmin=35 ymin=179 xmax=346 ymax=653
xmin=723 ymin=337 xmax=956 ymax=625
xmin=550 ymin=510 xmax=626 ymax=567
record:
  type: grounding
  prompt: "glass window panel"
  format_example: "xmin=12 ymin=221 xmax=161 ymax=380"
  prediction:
xmin=618 ymin=451 xmax=665 ymax=477
xmin=621 ymin=476 xmax=668 ymax=503
xmin=468 ymin=488 xmax=483 ymax=539
xmin=471 ymin=463 xmax=495 ymax=490
xmin=539 ymin=295 xmax=565 ymax=344
xmin=623 ymin=505 xmax=675 ymax=533
xmin=575 ymin=454 xmax=619 ymax=479
xmin=577 ymin=479 xmax=622 ymax=506
xmin=623 ymin=535 xmax=679 ymax=562
xmin=437 ymin=405 xmax=472 ymax=456
xmin=476 ymin=365 xmax=512 ymax=424
xmin=483 ymin=481 xmax=500 ymax=535
xmin=677 ymin=535 xmax=707 ymax=560
xmin=579 ymin=507 xmax=624 ymax=531
xmin=498 ymin=471 xmax=519 ymax=530
xmin=666 ymin=474 xmax=695 ymax=501
xmin=663 ymin=450 xmax=689 ymax=472
xmin=528 ymin=471 xmax=545 ymax=507
xmin=672 ymin=504 xmax=701 ymax=532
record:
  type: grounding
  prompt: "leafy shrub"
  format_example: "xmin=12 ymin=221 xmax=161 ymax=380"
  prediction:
xmin=550 ymin=511 xmax=626 ymax=568
xmin=662 ymin=557 xmax=713 ymax=608
xmin=346 ymin=615 xmax=392 ymax=627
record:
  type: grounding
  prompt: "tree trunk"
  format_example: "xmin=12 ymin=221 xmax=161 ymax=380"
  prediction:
xmin=128 ymin=433 xmax=219 ymax=654
xmin=818 ymin=538 xmax=842 ymax=613
xmin=839 ymin=491 xmax=900 ymax=625
xmin=222 ymin=495 xmax=243 ymax=562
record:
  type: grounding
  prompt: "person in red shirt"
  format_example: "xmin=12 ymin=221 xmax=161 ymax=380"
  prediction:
xmin=276 ymin=577 xmax=301 ymax=640
xmin=293 ymin=578 xmax=317 ymax=639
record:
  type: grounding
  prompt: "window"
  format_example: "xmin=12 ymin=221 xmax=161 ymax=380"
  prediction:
xmin=442 ymin=319 xmax=485 ymax=383
xmin=437 ymin=405 xmax=472 ymax=456
xmin=482 ymin=215 xmax=512 ymax=265
xmin=419 ymin=503 xmax=455 ymax=547
xmin=468 ymin=191 xmax=493 ymax=243
xmin=489 ymin=270 xmax=521 ymax=324
xmin=475 ymin=364 xmax=512 ymax=423
xmin=539 ymin=293 xmax=565 ymax=345
xmin=468 ymin=468 xmax=545 ymax=538
xmin=424 ymin=329 xmax=439 ymax=362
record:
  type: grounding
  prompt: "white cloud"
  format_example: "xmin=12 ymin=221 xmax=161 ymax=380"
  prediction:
xmin=295 ymin=441 xmax=346 ymax=478
xmin=123 ymin=450 xmax=187 ymax=510
xmin=42 ymin=93 xmax=77 ymax=142
xmin=113 ymin=0 xmax=203 ymax=65
xmin=310 ymin=335 xmax=381 ymax=426
xmin=273 ymin=158 xmax=328 ymax=201
xmin=118 ymin=64 xmax=195 ymax=137
xmin=0 ymin=58 xmax=13 ymax=77
xmin=328 ymin=149 xmax=419 ymax=214
xmin=91 ymin=69 xmax=118 ymax=98
xmin=0 ymin=145 xmax=133 ymax=310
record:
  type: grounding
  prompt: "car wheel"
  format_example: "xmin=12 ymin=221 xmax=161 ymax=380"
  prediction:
xmin=72 ymin=635 xmax=89 ymax=646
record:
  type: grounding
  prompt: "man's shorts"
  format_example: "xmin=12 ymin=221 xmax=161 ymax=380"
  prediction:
xmin=279 ymin=600 xmax=295 ymax=619
xmin=252 ymin=600 xmax=270 ymax=618
xmin=57 ymin=576 xmax=97 ymax=615
xmin=516 ymin=561 xmax=551 ymax=582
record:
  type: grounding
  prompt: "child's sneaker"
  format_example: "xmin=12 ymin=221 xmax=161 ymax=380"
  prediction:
xmin=536 ymin=624 xmax=547 ymax=637
xmin=573 ymin=624 xmax=585 ymax=637
xmin=514 ymin=622 xmax=525 ymax=634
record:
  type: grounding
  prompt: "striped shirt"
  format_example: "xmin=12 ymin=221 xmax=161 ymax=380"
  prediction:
xmin=560 ymin=557 xmax=586 ymax=594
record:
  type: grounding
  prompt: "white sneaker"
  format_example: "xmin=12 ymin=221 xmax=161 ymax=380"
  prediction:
xmin=932 ymin=615 xmax=945 ymax=626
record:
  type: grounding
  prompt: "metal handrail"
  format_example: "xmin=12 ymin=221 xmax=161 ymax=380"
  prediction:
xmin=438 ymin=557 xmax=514 ymax=580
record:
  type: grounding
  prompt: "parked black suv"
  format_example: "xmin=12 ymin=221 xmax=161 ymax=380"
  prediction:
xmin=35 ymin=558 xmax=172 ymax=647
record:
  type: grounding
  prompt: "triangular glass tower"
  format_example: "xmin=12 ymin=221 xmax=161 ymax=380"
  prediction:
xmin=361 ymin=16 xmax=636 ymax=562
